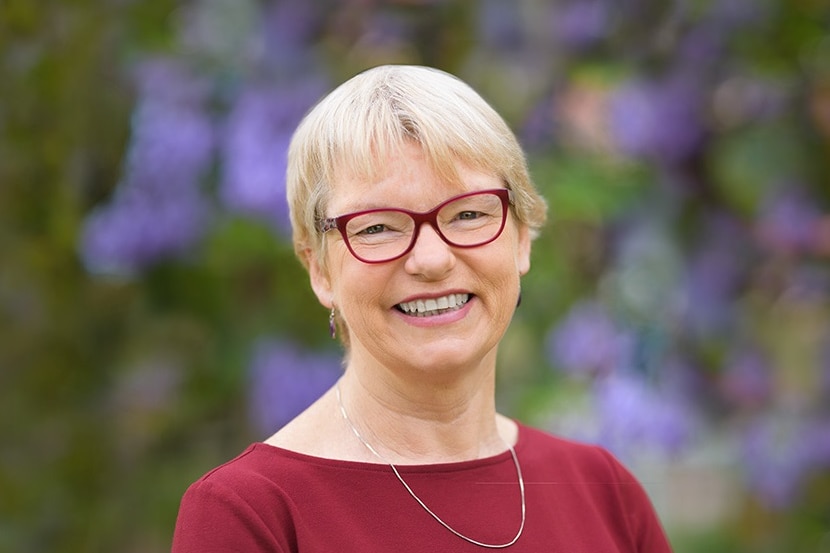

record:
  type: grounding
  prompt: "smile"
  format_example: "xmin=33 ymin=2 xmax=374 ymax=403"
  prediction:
xmin=396 ymin=293 xmax=470 ymax=317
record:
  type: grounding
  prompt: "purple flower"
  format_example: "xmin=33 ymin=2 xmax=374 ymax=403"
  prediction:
xmin=127 ymin=61 xmax=216 ymax=190
xmin=820 ymin=339 xmax=830 ymax=398
xmin=546 ymin=301 xmax=632 ymax=378
xmin=219 ymin=79 xmax=326 ymax=236
xmin=551 ymin=0 xmax=611 ymax=50
xmin=802 ymin=419 xmax=830 ymax=468
xmin=259 ymin=0 xmax=324 ymax=69
xmin=720 ymin=347 xmax=773 ymax=408
xmin=683 ymin=248 xmax=738 ymax=333
xmin=520 ymin=94 xmax=558 ymax=151
xmin=80 ymin=59 xmax=215 ymax=274
xmin=711 ymin=75 xmax=791 ymax=129
xmin=681 ymin=217 xmax=747 ymax=338
xmin=80 ymin=186 xmax=211 ymax=275
xmin=741 ymin=415 xmax=830 ymax=509
xmin=756 ymin=188 xmax=823 ymax=255
xmin=608 ymin=74 xmax=706 ymax=164
xmin=676 ymin=24 xmax=727 ymax=68
xmin=477 ymin=0 xmax=524 ymax=51
xmin=124 ymin=98 xmax=216 ymax=191
xmin=133 ymin=58 xmax=212 ymax=104
xmin=709 ymin=0 xmax=773 ymax=30
xmin=593 ymin=372 xmax=698 ymax=457
xmin=356 ymin=12 xmax=414 ymax=53
xmin=248 ymin=339 xmax=342 ymax=435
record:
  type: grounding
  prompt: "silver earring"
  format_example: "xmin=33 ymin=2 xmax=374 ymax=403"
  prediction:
xmin=329 ymin=306 xmax=336 ymax=340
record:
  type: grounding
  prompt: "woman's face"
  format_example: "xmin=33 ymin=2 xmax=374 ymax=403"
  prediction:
xmin=307 ymin=143 xmax=531 ymax=378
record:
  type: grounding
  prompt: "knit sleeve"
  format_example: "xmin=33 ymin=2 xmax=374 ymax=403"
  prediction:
xmin=171 ymin=477 xmax=291 ymax=553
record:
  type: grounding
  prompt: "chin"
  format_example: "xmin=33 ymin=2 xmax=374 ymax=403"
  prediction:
xmin=406 ymin=339 xmax=494 ymax=374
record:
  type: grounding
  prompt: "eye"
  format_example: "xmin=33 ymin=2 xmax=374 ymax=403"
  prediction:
xmin=358 ymin=224 xmax=388 ymax=235
xmin=456 ymin=210 xmax=483 ymax=221
xmin=347 ymin=210 xmax=411 ymax=240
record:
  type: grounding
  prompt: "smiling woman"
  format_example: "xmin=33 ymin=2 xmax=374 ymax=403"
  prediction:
xmin=171 ymin=65 xmax=674 ymax=553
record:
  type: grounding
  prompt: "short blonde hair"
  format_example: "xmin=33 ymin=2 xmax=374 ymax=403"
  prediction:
xmin=286 ymin=64 xmax=547 ymax=271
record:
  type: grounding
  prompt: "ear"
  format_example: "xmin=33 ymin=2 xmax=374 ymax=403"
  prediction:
xmin=304 ymin=248 xmax=334 ymax=308
xmin=516 ymin=224 xmax=532 ymax=276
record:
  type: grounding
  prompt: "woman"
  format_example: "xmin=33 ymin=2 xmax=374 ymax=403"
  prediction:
xmin=172 ymin=65 xmax=673 ymax=552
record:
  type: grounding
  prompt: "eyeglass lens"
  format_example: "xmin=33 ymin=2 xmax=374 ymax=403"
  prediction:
xmin=343 ymin=191 xmax=507 ymax=263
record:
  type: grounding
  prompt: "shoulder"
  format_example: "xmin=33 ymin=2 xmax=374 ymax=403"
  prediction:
xmin=186 ymin=440 xmax=337 ymax=495
xmin=172 ymin=444 xmax=303 ymax=552
xmin=515 ymin=423 xmax=653 ymax=502
xmin=516 ymin=423 xmax=628 ymax=476
xmin=516 ymin=424 xmax=673 ymax=550
xmin=180 ymin=445 xmax=286 ymax=512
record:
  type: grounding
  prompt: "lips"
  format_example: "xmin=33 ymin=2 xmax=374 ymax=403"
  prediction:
xmin=396 ymin=293 xmax=470 ymax=317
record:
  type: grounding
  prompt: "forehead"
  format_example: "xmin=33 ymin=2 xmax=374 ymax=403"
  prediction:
xmin=327 ymin=144 xmax=501 ymax=214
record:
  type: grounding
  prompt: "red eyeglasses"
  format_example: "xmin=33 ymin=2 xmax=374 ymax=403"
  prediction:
xmin=319 ymin=189 xmax=513 ymax=264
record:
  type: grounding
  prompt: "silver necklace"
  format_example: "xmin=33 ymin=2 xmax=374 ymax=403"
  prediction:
xmin=335 ymin=381 xmax=526 ymax=549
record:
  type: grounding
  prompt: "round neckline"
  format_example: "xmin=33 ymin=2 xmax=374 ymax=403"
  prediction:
xmin=253 ymin=421 xmax=526 ymax=474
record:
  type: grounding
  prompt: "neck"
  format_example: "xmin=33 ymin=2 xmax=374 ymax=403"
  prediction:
xmin=336 ymin=365 xmax=508 ymax=464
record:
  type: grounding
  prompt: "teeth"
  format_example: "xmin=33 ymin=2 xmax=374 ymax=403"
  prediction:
xmin=398 ymin=294 xmax=469 ymax=316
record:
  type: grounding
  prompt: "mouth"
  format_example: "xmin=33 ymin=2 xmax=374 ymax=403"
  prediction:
xmin=395 ymin=293 xmax=471 ymax=317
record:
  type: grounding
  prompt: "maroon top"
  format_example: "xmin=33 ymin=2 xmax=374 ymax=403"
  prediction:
xmin=172 ymin=424 xmax=673 ymax=552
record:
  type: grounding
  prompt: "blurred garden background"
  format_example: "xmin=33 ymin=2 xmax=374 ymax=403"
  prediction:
xmin=2 ymin=0 xmax=830 ymax=551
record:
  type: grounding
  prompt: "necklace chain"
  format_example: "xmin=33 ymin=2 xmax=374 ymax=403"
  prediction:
xmin=335 ymin=381 xmax=526 ymax=549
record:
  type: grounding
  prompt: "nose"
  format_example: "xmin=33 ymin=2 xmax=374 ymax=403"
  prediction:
xmin=403 ymin=222 xmax=455 ymax=278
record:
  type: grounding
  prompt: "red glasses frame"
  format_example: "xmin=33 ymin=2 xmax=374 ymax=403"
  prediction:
xmin=318 ymin=188 xmax=513 ymax=264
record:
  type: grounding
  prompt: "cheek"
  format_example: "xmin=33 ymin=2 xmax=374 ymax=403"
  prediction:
xmin=472 ymin=246 xmax=521 ymax=298
xmin=330 ymin=259 xmax=391 ymax=314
